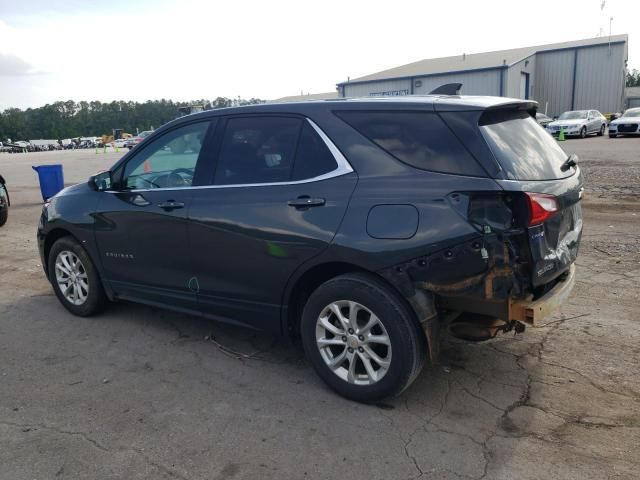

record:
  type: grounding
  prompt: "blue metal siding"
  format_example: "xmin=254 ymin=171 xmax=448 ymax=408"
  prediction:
xmin=571 ymin=49 xmax=578 ymax=109
xmin=342 ymin=70 xmax=502 ymax=97
xmin=412 ymin=70 xmax=501 ymax=96
xmin=573 ymin=43 xmax=626 ymax=113
xmin=533 ymin=49 xmax=575 ymax=116
xmin=505 ymin=56 xmax=536 ymax=99
xmin=343 ymin=78 xmax=412 ymax=98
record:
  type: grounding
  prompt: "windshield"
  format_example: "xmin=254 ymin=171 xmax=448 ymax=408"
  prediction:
xmin=480 ymin=110 xmax=573 ymax=181
xmin=558 ymin=111 xmax=588 ymax=120
xmin=622 ymin=109 xmax=640 ymax=118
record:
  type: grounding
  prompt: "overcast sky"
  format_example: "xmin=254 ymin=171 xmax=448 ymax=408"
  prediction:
xmin=0 ymin=0 xmax=637 ymax=109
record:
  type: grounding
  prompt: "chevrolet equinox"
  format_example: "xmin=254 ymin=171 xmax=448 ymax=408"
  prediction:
xmin=38 ymin=96 xmax=583 ymax=402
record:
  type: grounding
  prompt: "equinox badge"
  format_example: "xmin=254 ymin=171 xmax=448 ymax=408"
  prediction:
xmin=105 ymin=252 xmax=135 ymax=260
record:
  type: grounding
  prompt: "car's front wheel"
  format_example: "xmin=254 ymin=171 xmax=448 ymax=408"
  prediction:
xmin=301 ymin=273 xmax=426 ymax=403
xmin=580 ymin=126 xmax=587 ymax=138
xmin=0 ymin=204 xmax=7 ymax=227
xmin=48 ymin=237 xmax=107 ymax=316
xmin=0 ymin=185 xmax=8 ymax=227
xmin=598 ymin=124 xmax=605 ymax=136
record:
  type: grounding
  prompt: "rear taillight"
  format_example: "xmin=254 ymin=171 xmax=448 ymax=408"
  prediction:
xmin=525 ymin=192 xmax=559 ymax=226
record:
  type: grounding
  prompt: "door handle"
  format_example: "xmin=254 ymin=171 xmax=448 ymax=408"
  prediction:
xmin=158 ymin=200 xmax=185 ymax=211
xmin=288 ymin=196 xmax=325 ymax=209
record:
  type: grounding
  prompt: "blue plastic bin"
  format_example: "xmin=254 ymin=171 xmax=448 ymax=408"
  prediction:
xmin=32 ymin=164 xmax=64 ymax=201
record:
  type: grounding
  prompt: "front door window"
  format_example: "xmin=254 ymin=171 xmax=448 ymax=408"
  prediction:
xmin=122 ymin=122 xmax=211 ymax=190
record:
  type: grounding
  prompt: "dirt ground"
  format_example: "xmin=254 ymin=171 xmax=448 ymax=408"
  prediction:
xmin=0 ymin=137 xmax=639 ymax=480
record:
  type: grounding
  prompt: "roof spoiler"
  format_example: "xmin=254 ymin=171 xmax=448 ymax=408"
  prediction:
xmin=479 ymin=101 xmax=540 ymax=124
xmin=485 ymin=101 xmax=538 ymax=118
xmin=429 ymin=83 xmax=462 ymax=95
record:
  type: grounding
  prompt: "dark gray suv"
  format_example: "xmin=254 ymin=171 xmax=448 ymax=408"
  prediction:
xmin=38 ymin=96 xmax=583 ymax=402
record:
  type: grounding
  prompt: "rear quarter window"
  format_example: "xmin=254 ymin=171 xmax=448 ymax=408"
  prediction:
xmin=335 ymin=111 xmax=486 ymax=176
xmin=292 ymin=122 xmax=338 ymax=180
xmin=479 ymin=110 xmax=572 ymax=180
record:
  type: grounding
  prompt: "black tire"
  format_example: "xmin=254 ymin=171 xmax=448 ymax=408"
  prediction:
xmin=48 ymin=236 xmax=107 ymax=316
xmin=301 ymin=272 xmax=427 ymax=403
xmin=0 ymin=205 xmax=7 ymax=227
xmin=598 ymin=124 xmax=605 ymax=136
xmin=580 ymin=126 xmax=587 ymax=138
xmin=609 ymin=133 xmax=617 ymax=138
xmin=0 ymin=184 xmax=7 ymax=227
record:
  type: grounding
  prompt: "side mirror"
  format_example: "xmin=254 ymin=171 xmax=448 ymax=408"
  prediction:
xmin=88 ymin=171 xmax=112 ymax=191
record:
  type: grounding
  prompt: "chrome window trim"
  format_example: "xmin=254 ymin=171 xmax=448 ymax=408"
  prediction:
xmin=107 ymin=118 xmax=353 ymax=193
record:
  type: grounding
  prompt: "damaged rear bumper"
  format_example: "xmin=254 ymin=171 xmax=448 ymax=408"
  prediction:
xmin=508 ymin=264 xmax=576 ymax=326
xmin=405 ymin=264 xmax=576 ymax=361
xmin=434 ymin=263 xmax=576 ymax=328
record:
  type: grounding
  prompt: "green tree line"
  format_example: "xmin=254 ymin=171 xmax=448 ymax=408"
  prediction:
xmin=0 ymin=97 xmax=264 ymax=141
xmin=627 ymin=69 xmax=640 ymax=88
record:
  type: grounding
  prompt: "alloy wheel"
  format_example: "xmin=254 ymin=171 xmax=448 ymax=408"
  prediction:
xmin=55 ymin=250 xmax=89 ymax=306
xmin=315 ymin=300 xmax=392 ymax=385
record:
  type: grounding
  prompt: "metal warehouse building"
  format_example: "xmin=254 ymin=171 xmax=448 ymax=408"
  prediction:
xmin=337 ymin=35 xmax=628 ymax=117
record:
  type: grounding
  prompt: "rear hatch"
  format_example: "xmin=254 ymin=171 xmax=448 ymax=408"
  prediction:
xmin=476 ymin=107 xmax=584 ymax=289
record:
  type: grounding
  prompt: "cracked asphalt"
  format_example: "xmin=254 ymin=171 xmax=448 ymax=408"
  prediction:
xmin=1 ymin=137 xmax=639 ymax=479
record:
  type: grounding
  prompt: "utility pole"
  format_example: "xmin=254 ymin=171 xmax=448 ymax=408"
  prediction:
xmin=597 ymin=0 xmax=606 ymax=36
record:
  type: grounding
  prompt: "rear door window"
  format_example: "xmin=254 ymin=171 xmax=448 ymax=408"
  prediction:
xmin=214 ymin=116 xmax=301 ymax=185
xmin=335 ymin=111 xmax=486 ymax=176
xmin=479 ymin=110 xmax=572 ymax=180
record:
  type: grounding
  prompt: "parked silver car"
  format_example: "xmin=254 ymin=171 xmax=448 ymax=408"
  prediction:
xmin=547 ymin=110 xmax=607 ymax=138
xmin=608 ymin=107 xmax=640 ymax=137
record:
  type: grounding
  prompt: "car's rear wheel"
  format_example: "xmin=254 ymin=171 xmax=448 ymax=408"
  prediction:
xmin=598 ymin=124 xmax=605 ymax=136
xmin=301 ymin=272 xmax=426 ymax=403
xmin=48 ymin=237 xmax=106 ymax=316
xmin=580 ymin=126 xmax=587 ymax=138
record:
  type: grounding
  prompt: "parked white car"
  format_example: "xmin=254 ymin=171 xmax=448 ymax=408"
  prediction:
xmin=547 ymin=110 xmax=607 ymax=138
xmin=608 ymin=107 xmax=640 ymax=138
xmin=112 ymin=138 xmax=129 ymax=148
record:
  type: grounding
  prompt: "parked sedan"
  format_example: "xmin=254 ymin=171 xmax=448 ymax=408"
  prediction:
xmin=547 ymin=110 xmax=607 ymax=138
xmin=608 ymin=107 xmax=640 ymax=137
xmin=125 ymin=130 xmax=153 ymax=149
xmin=37 ymin=97 xmax=582 ymax=402
xmin=112 ymin=138 xmax=129 ymax=149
